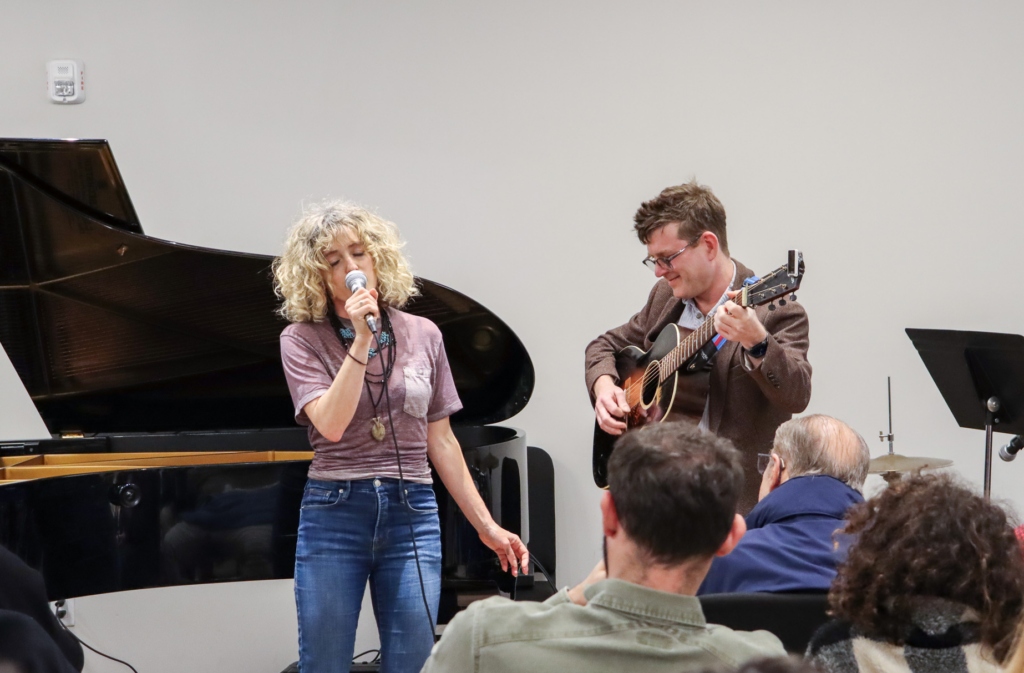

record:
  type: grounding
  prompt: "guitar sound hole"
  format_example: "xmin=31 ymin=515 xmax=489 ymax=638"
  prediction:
xmin=640 ymin=361 xmax=660 ymax=407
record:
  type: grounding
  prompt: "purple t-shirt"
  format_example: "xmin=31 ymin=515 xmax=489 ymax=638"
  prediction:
xmin=280 ymin=308 xmax=462 ymax=483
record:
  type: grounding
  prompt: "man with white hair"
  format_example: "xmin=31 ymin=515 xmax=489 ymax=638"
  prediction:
xmin=698 ymin=414 xmax=870 ymax=595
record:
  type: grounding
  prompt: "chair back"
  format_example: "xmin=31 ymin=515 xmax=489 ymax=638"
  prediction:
xmin=699 ymin=592 xmax=829 ymax=654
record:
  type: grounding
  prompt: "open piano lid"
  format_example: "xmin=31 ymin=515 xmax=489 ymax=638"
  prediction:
xmin=0 ymin=138 xmax=534 ymax=436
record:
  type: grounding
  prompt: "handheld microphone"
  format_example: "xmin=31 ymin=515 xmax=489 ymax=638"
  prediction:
xmin=344 ymin=270 xmax=377 ymax=334
xmin=999 ymin=435 xmax=1023 ymax=462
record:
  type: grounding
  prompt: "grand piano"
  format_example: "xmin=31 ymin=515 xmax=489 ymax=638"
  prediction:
xmin=0 ymin=138 xmax=556 ymax=624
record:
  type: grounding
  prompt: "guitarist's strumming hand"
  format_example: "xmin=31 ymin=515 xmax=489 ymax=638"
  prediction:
xmin=714 ymin=290 xmax=769 ymax=365
xmin=594 ymin=375 xmax=630 ymax=435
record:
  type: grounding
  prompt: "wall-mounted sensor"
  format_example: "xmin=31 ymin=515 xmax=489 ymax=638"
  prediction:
xmin=47 ymin=60 xmax=85 ymax=104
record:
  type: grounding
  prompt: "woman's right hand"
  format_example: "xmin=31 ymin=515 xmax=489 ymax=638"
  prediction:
xmin=344 ymin=288 xmax=379 ymax=340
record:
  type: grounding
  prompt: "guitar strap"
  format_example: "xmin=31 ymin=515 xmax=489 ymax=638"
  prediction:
xmin=683 ymin=273 xmax=760 ymax=374
xmin=685 ymin=339 xmax=720 ymax=373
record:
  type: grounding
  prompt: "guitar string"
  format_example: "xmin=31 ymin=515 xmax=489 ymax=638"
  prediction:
xmin=625 ymin=285 xmax=728 ymax=396
xmin=625 ymin=322 xmax=708 ymax=405
xmin=619 ymin=269 xmax=788 ymax=404
xmin=622 ymin=308 xmax=717 ymax=402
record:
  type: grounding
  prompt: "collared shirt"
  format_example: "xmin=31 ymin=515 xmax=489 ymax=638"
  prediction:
xmin=677 ymin=261 xmax=738 ymax=332
xmin=676 ymin=262 xmax=736 ymax=430
xmin=421 ymin=578 xmax=785 ymax=673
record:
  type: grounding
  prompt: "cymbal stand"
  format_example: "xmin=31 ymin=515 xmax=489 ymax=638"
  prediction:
xmin=877 ymin=377 xmax=903 ymax=485
xmin=878 ymin=376 xmax=895 ymax=456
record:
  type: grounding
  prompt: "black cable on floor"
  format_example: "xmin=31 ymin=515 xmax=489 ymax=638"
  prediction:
xmin=57 ymin=616 xmax=139 ymax=673
xmin=352 ymin=648 xmax=381 ymax=663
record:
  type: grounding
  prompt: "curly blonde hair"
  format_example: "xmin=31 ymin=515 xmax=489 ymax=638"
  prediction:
xmin=272 ymin=200 xmax=418 ymax=323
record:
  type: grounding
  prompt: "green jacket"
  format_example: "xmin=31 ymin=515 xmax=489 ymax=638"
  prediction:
xmin=421 ymin=579 xmax=785 ymax=673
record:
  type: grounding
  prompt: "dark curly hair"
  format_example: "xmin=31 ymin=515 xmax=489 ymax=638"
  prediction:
xmin=829 ymin=473 xmax=1024 ymax=663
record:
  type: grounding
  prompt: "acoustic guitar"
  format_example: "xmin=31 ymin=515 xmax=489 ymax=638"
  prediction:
xmin=592 ymin=251 xmax=805 ymax=488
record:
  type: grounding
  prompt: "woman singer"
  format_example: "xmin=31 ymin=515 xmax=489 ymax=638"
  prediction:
xmin=273 ymin=201 xmax=529 ymax=673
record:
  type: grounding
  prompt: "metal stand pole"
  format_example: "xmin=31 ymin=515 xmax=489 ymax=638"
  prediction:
xmin=984 ymin=397 xmax=1000 ymax=499
xmin=984 ymin=422 xmax=994 ymax=499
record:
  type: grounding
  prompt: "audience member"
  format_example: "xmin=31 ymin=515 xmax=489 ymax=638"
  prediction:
xmin=421 ymin=422 xmax=786 ymax=673
xmin=0 ymin=545 xmax=83 ymax=671
xmin=806 ymin=474 xmax=1024 ymax=672
xmin=700 ymin=415 xmax=869 ymax=595
xmin=0 ymin=610 xmax=78 ymax=673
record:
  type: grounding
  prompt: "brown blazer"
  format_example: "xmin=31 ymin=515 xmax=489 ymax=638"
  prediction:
xmin=585 ymin=260 xmax=812 ymax=512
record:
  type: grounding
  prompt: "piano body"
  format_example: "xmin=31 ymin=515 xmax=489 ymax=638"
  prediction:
xmin=0 ymin=138 xmax=555 ymax=623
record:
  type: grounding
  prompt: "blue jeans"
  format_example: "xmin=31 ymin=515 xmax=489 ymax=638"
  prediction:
xmin=295 ymin=478 xmax=441 ymax=673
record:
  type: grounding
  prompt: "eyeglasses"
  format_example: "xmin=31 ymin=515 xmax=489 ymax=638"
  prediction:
xmin=641 ymin=235 xmax=701 ymax=272
xmin=757 ymin=452 xmax=786 ymax=475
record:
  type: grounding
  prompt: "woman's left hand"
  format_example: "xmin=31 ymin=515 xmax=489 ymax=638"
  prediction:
xmin=426 ymin=417 xmax=530 ymax=576
xmin=478 ymin=523 xmax=529 ymax=577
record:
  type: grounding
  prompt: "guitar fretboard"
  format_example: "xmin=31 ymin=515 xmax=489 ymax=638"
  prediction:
xmin=657 ymin=312 xmax=720 ymax=384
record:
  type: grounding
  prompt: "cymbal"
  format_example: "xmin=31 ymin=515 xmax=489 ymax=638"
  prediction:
xmin=869 ymin=453 xmax=953 ymax=474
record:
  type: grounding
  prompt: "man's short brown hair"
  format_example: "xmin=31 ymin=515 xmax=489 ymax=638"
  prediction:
xmin=608 ymin=422 xmax=744 ymax=565
xmin=633 ymin=180 xmax=729 ymax=254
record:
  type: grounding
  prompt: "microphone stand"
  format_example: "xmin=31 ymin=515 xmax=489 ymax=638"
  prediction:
xmin=905 ymin=329 xmax=1024 ymax=499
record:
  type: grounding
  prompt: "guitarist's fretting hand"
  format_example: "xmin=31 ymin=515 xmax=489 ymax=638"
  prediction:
xmin=714 ymin=290 xmax=769 ymax=363
xmin=594 ymin=375 xmax=631 ymax=435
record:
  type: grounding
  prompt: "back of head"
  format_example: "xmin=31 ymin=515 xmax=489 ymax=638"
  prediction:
xmin=608 ymin=422 xmax=743 ymax=564
xmin=772 ymin=415 xmax=870 ymax=491
xmin=829 ymin=473 xmax=1024 ymax=663
xmin=633 ymin=180 xmax=729 ymax=254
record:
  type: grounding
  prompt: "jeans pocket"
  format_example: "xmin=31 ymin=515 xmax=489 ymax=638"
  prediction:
xmin=301 ymin=485 xmax=345 ymax=510
xmin=403 ymin=366 xmax=432 ymax=419
xmin=402 ymin=485 xmax=438 ymax=514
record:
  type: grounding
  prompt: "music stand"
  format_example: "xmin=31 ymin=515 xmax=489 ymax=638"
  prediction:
xmin=905 ymin=329 xmax=1024 ymax=497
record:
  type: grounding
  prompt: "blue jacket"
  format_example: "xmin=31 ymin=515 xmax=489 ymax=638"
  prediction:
xmin=698 ymin=475 xmax=863 ymax=595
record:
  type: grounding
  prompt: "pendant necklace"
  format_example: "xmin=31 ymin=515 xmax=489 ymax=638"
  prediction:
xmin=329 ymin=308 xmax=396 ymax=442
xmin=365 ymin=382 xmax=388 ymax=441
xmin=364 ymin=311 xmax=396 ymax=441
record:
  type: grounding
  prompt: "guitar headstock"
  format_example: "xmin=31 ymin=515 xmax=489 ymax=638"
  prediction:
xmin=738 ymin=250 xmax=804 ymax=309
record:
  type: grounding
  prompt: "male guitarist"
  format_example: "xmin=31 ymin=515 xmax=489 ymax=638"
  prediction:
xmin=585 ymin=180 xmax=812 ymax=511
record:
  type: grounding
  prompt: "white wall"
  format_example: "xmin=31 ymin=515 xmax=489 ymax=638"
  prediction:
xmin=3 ymin=2 xmax=1024 ymax=671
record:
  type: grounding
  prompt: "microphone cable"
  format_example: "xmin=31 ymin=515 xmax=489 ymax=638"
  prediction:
xmin=373 ymin=312 xmax=541 ymax=644
xmin=56 ymin=612 xmax=139 ymax=673
xmin=374 ymin=320 xmax=437 ymax=641
xmin=507 ymin=557 xmax=555 ymax=603
xmin=352 ymin=648 xmax=381 ymax=664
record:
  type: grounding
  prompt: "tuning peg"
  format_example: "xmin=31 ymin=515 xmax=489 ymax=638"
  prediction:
xmin=778 ymin=299 xmax=787 ymax=306
xmin=790 ymin=293 xmax=797 ymax=301
xmin=768 ymin=302 xmax=776 ymax=311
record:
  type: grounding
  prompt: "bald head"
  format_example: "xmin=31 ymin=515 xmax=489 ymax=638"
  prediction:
xmin=772 ymin=415 xmax=871 ymax=491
